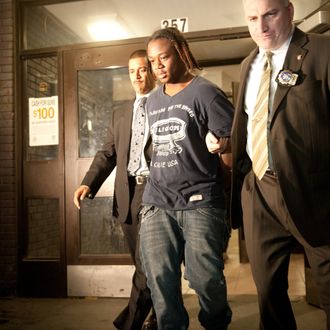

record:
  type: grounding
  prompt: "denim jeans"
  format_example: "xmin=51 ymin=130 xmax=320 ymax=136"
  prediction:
xmin=139 ymin=206 xmax=232 ymax=330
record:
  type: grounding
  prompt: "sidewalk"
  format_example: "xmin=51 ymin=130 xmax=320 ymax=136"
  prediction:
xmin=0 ymin=294 xmax=326 ymax=329
xmin=1 ymin=231 xmax=326 ymax=329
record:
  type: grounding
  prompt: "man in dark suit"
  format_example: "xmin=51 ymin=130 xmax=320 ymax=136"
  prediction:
xmin=207 ymin=0 xmax=330 ymax=329
xmin=73 ymin=49 xmax=157 ymax=330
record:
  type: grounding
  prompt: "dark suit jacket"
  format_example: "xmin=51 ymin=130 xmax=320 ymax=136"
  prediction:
xmin=231 ymin=27 xmax=330 ymax=247
xmin=81 ymin=100 xmax=152 ymax=223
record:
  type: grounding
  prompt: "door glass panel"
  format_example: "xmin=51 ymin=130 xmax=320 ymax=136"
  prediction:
xmin=24 ymin=4 xmax=83 ymax=49
xmin=78 ymin=68 xmax=134 ymax=158
xmin=26 ymin=56 xmax=58 ymax=161
xmin=26 ymin=198 xmax=60 ymax=259
xmin=80 ymin=197 xmax=129 ymax=254
xmin=77 ymin=67 xmax=134 ymax=256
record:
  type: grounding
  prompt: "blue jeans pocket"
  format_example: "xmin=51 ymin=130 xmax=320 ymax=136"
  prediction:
xmin=196 ymin=207 xmax=231 ymax=251
xmin=140 ymin=205 xmax=160 ymax=224
xmin=196 ymin=206 xmax=224 ymax=219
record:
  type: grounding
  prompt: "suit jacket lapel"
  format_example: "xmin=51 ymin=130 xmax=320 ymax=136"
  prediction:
xmin=237 ymin=49 xmax=258 ymax=109
xmin=234 ymin=48 xmax=258 ymax=152
xmin=122 ymin=100 xmax=134 ymax=157
xmin=272 ymin=28 xmax=308 ymax=118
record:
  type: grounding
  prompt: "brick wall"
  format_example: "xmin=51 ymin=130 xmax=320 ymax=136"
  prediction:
xmin=0 ymin=0 xmax=16 ymax=296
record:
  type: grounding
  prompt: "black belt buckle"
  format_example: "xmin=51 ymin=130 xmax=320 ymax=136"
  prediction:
xmin=135 ymin=175 xmax=147 ymax=185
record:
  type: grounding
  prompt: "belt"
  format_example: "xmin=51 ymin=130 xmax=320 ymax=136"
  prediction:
xmin=129 ymin=175 xmax=148 ymax=185
xmin=265 ymin=169 xmax=277 ymax=178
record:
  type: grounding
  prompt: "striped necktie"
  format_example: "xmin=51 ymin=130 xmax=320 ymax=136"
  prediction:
xmin=251 ymin=51 xmax=273 ymax=180
xmin=127 ymin=97 xmax=147 ymax=174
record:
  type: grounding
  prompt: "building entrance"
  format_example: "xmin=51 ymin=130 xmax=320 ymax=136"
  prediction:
xmin=63 ymin=42 xmax=145 ymax=297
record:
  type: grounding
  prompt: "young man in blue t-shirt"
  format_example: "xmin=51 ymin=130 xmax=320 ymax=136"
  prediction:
xmin=139 ymin=27 xmax=234 ymax=329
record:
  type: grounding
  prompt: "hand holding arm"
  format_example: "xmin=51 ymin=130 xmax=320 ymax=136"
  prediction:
xmin=205 ymin=131 xmax=231 ymax=157
xmin=205 ymin=131 xmax=232 ymax=189
xmin=205 ymin=131 xmax=222 ymax=154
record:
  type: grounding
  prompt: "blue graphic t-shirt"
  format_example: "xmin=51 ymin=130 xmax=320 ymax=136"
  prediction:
xmin=142 ymin=76 xmax=234 ymax=210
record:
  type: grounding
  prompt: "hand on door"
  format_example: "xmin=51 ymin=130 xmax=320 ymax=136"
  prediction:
xmin=73 ymin=185 xmax=91 ymax=209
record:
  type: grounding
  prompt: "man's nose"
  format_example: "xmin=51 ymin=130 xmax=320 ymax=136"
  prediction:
xmin=259 ymin=18 xmax=269 ymax=33
xmin=154 ymin=59 xmax=163 ymax=69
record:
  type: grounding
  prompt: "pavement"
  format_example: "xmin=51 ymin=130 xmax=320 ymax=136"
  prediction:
xmin=0 ymin=294 xmax=326 ymax=329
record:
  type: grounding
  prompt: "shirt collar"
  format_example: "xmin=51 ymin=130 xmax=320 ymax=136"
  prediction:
xmin=135 ymin=87 xmax=156 ymax=101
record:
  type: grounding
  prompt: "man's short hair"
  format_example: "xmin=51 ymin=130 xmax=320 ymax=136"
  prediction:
xmin=129 ymin=49 xmax=147 ymax=61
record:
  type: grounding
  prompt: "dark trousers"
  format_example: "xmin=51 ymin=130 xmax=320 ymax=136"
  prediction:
xmin=113 ymin=180 xmax=153 ymax=330
xmin=242 ymin=170 xmax=330 ymax=330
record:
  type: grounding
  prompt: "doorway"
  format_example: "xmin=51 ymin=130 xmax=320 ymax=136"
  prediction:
xmin=63 ymin=42 xmax=146 ymax=297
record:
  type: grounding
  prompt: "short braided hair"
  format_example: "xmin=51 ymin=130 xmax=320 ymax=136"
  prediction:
xmin=148 ymin=27 xmax=201 ymax=72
